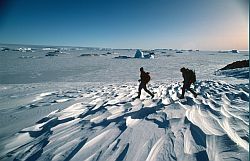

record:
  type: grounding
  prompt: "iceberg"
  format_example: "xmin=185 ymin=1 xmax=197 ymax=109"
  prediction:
xmin=18 ymin=48 xmax=33 ymax=52
xmin=114 ymin=55 xmax=132 ymax=59
xmin=79 ymin=53 xmax=99 ymax=57
xmin=144 ymin=52 xmax=155 ymax=59
xmin=46 ymin=50 xmax=59 ymax=56
xmin=134 ymin=49 xmax=144 ymax=58
xmin=231 ymin=50 xmax=239 ymax=53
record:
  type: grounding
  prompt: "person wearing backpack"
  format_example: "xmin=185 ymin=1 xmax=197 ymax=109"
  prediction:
xmin=136 ymin=67 xmax=154 ymax=99
xmin=179 ymin=67 xmax=197 ymax=99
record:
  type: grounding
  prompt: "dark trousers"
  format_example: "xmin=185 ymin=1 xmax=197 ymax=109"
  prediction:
xmin=181 ymin=83 xmax=196 ymax=97
xmin=137 ymin=83 xmax=153 ymax=98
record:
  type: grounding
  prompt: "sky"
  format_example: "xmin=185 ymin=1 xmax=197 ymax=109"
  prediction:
xmin=0 ymin=0 xmax=248 ymax=50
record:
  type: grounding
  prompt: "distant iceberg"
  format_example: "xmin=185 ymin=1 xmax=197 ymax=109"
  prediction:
xmin=42 ymin=47 xmax=58 ymax=51
xmin=218 ymin=50 xmax=240 ymax=54
xmin=231 ymin=50 xmax=239 ymax=53
xmin=18 ymin=48 xmax=33 ymax=52
xmin=218 ymin=50 xmax=229 ymax=53
xmin=45 ymin=50 xmax=69 ymax=56
xmin=134 ymin=50 xmax=155 ymax=59
xmin=114 ymin=55 xmax=132 ymax=59
xmin=79 ymin=53 xmax=99 ymax=57
xmin=144 ymin=52 xmax=155 ymax=59
xmin=110 ymin=50 xmax=154 ymax=59
xmin=0 ymin=47 xmax=10 ymax=51
xmin=46 ymin=50 xmax=60 ymax=56
xmin=134 ymin=49 xmax=144 ymax=58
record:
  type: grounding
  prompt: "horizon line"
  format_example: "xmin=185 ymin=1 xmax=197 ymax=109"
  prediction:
xmin=0 ymin=42 xmax=248 ymax=52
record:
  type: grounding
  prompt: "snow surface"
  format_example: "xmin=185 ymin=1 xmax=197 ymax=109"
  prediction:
xmin=0 ymin=46 xmax=249 ymax=161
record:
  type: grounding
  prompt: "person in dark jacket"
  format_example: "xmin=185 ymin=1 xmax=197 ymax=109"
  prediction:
xmin=136 ymin=67 xmax=154 ymax=99
xmin=179 ymin=67 xmax=197 ymax=99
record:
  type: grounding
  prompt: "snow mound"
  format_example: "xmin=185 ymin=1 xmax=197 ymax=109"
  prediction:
xmin=220 ymin=60 xmax=249 ymax=70
xmin=0 ymin=81 xmax=248 ymax=161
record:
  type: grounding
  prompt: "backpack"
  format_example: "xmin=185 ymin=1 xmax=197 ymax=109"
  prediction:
xmin=186 ymin=69 xmax=196 ymax=84
xmin=145 ymin=72 xmax=151 ymax=84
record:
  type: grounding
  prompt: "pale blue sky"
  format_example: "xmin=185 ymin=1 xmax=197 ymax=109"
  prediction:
xmin=0 ymin=0 xmax=248 ymax=50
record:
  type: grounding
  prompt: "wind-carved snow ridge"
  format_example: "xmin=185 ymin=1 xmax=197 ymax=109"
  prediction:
xmin=0 ymin=81 xmax=249 ymax=161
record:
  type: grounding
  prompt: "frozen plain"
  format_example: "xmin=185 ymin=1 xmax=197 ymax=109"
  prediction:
xmin=0 ymin=45 xmax=249 ymax=161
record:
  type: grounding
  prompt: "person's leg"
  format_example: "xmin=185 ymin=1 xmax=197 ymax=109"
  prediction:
xmin=187 ymin=87 xmax=197 ymax=98
xmin=180 ymin=86 xmax=185 ymax=98
xmin=180 ymin=83 xmax=188 ymax=98
xmin=137 ymin=83 xmax=143 ymax=98
xmin=143 ymin=84 xmax=154 ymax=98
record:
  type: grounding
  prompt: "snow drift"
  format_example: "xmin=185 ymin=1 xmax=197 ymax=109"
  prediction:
xmin=0 ymin=81 xmax=248 ymax=161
